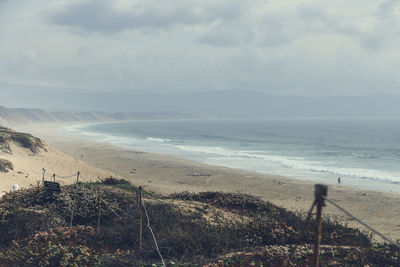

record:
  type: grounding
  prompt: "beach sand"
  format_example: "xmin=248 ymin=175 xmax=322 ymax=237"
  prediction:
xmin=7 ymin=122 xmax=400 ymax=243
xmin=0 ymin=141 xmax=112 ymax=195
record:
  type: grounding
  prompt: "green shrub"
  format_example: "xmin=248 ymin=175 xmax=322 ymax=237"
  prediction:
xmin=102 ymin=177 xmax=131 ymax=185
xmin=0 ymin=159 xmax=13 ymax=173
xmin=0 ymin=226 xmax=99 ymax=267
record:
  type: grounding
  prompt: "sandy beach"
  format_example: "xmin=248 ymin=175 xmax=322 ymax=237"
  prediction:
xmin=5 ymin=122 xmax=400 ymax=243
xmin=0 ymin=130 xmax=112 ymax=194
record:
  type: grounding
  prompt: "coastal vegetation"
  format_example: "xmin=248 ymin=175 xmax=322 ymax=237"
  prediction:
xmin=1 ymin=127 xmax=45 ymax=173
xmin=0 ymin=178 xmax=398 ymax=266
xmin=0 ymin=158 xmax=13 ymax=173
xmin=0 ymin=127 xmax=46 ymax=154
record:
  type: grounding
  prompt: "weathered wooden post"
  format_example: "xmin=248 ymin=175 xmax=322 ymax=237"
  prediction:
xmin=313 ymin=184 xmax=328 ymax=267
xmin=70 ymin=172 xmax=81 ymax=226
xmin=138 ymin=186 xmax=143 ymax=252
xmin=42 ymin=168 xmax=46 ymax=185
xmin=97 ymin=190 xmax=101 ymax=234
xmin=53 ymin=173 xmax=56 ymax=182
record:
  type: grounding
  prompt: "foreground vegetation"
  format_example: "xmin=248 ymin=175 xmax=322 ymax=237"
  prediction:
xmin=0 ymin=177 xmax=398 ymax=266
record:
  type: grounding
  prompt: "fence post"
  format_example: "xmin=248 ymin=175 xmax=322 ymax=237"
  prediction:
xmin=70 ymin=175 xmax=80 ymax=226
xmin=97 ymin=190 xmax=101 ymax=234
xmin=42 ymin=168 xmax=46 ymax=185
xmin=76 ymin=171 xmax=80 ymax=183
xmin=53 ymin=173 xmax=56 ymax=182
xmin=313 ymin=184 xmax=328 ymax=267
xmin=138 ymin=186 xmax=143 ymax=252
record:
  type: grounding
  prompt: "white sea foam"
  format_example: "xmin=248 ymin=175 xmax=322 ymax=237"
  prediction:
xmin=176 ymin=145 xmax=236 ymax=157
xmin=173 ymin=144 xmax=400 ymax=183
xmin=64 ymin=126 xmax=141 ymax=147
xmin=146 ymin=137 xmax=171 ymax=143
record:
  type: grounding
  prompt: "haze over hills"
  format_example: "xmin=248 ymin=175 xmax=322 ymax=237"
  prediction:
xmin=2 ymin=86 xmax=400 ymax=119
xmin=0 ymin=105 xmax=194 ymax=127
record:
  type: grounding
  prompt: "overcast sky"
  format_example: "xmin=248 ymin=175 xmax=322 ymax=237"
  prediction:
xmin=1 ymin=0 xmax=400 ymax=97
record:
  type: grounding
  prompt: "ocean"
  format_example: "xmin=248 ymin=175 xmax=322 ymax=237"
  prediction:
xmin=64 ymin=118 xmax=400 ymax=193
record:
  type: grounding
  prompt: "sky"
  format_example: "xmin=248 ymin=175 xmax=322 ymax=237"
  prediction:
xmin=1 ymin=0 xmax=400 ymax=98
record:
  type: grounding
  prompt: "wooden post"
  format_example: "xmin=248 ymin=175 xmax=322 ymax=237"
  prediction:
xmin=70 ymin=188 xmax=76 ymax=226
xmin=70 ymin=173 xmax=80 ymax=226
xmin=138 ymin=186 xmax=143 ymax=252
xmin=97 ymin=191 xmax=101 ymax=234
xmin=42 ymin=168 xmax=46 ymax=185
xmin=313 ymin=184 xmax=328 ymax=267
xmin=53 ymin=174 xmax=56 ymax=182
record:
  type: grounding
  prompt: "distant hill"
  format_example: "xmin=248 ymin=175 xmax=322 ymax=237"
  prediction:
xmin=2 ymin=86 xmax=400 ymax=118
xmin=0 ymin=105 xmax=196 ymax=127
xmin=120 ymin=90 xmax=400 ymax=117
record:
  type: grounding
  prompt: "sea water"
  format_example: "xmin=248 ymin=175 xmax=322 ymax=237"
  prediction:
xmin=64 ymin=118 xmax=400 ymax=193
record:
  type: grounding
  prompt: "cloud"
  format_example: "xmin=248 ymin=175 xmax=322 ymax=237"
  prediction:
xmin=195 ymin=0 xmax=388 ymax=48
xmin=2 ymin=0 xmax=400 ymax=100
xmin=293 ymin=1 xmax=400 ymax=50
xmin=45 ymin=0 xmax=243 ymax=33
xmin=46 ymin=0 xmax=398 ymax=50
xmin=195 ymin=22 xmax=254 ymax=46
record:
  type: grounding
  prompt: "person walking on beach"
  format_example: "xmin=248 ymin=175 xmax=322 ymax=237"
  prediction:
xmin=337 ymin=177 xmax=341 ymax=184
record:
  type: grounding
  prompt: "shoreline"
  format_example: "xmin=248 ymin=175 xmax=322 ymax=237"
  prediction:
xmin=61 ymin=120 xmax=400 ymax=195
xmin=13 ymin=122 xmax=400 ymax=242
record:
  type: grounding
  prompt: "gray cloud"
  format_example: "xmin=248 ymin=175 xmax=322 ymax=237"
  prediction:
xmin=196 ymin=23 xmax=254 ymax=46
xmin=46 ymin=0 xmax=243 ymax=33
xmin=1 ymin=0 xmax=400 ymax=101
xmin=295 ymin=1 xmax=400 ymax=50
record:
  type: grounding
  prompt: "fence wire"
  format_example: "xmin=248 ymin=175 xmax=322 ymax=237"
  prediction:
xmin=78 ymin=175 xmax=90 ymax=182
xmin=99 ymin=197 xmax=123 ymax=219
xmin=55 ymin=173 xmax=78 ymax=179
xmin=99 ymin=193 xmax=166 ymax=266
xmin=142 ymin=197 xmax=166 ymax=267
xmin=323 ymin=196 xmax=400 ymax=249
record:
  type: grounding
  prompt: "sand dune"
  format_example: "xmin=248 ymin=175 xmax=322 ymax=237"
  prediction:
xmin=0 ymin=139 xmax=112 ymax=195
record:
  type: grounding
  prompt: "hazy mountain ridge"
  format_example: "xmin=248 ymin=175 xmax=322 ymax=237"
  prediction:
xmin=0 ymin=105 xmax=195 ymax=127
xmin=2 ymin=90 xmax=400 ymax=122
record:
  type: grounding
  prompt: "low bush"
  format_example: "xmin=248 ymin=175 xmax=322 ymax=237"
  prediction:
xmin=0 ymin=158 xmax=13 ymax=173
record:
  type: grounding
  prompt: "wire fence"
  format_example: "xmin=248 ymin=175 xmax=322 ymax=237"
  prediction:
xmin=15 ymin=170 xmax=400 ymax=266
xmin=142 ymin=192 xmax=166 ymax=266
xmin=99 ymin=198 xmax=123 ymax=219
xmin=78 ymin=175 xmax=90 ymax=183
xmin=322 ymin=196 xmax=399 ymax=248
xmin=40 ymin=170 xmax=98 ymax=184
xmin=97 ymin=191 xmax=166 ymax=266
xmin=55 ymin=173 xmax=77 ymax=179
